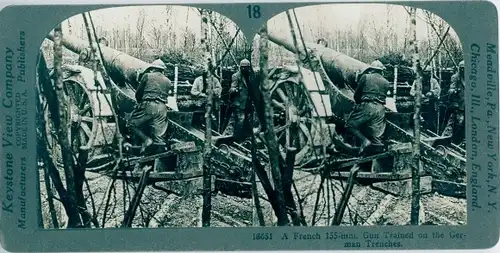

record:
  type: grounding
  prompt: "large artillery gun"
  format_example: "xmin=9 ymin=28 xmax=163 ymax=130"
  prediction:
xmin=42 ymin=32 xmax=257 ymax=197
xmin=264 ymin=29 xmax=466 ymax=185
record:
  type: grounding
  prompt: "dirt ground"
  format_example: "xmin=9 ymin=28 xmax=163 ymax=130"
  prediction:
xmin=39 ymin=167 xmax=466 ymax=228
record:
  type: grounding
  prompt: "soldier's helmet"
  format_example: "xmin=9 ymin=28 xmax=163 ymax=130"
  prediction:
xmin=239 ymin=59 xmax=251 ymax=67
xmin=459 ymin=60 xmax=465 ymax=68
xmin=369 ymin=60 xmax=386 ymax=71
xmin=358 ymin=60 xmax=385 ymax=78
xmin=152 ymin=58 xmax=167 ymax=69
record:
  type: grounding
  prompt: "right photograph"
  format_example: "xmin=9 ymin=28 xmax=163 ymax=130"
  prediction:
xmin=247 ymin=3 xmax=466 ymax=226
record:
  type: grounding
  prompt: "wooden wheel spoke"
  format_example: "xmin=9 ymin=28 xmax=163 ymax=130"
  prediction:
xmin=80 ymin=104 xmax=91 ymax=115
xmin=79 ymin=123 xmax=92 ymax=139
xmin=298 ymin=107 xmax=309 ymax=116
xmin=274 ymin=124 xmax=287 ymax=134
xmin=272 ymin=99 xmax=286 ymax=111
xmin=284 ymin=85 xmax=294 ymax=103
xmin=78 ymin=96 xmax=88 ymax=109
xmin=297 ymin=91 xmax=307 ymax=109
xmin=81 ymin=116 xmax=93 ymax=123
xmin=66 ymin=85 xmax=79 ymax=101
xmin=299 ymin=123 xmax=312 ymax=144
xmin=291 ymin=84 xmax=299 ymax=102
xmin=276 ymin=88 xmax=288 ymax=105
xmin=277 ymin=129 xmax=286 ymax=142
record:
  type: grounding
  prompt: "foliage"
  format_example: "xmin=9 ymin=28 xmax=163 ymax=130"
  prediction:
xmin=378 ymin=52 xmax=413 ymax=67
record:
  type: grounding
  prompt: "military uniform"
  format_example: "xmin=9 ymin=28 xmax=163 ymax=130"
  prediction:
xmin=410 ymin=74 xmax=441 ymax=132
xmin=127 ymin=66 xmax=173 ymax=152
xmin=191 ymin=74 xmax=222 ymax=98
xmin=442 ymin=67 xmax=465 ymax=145
xmin=229 ymin=70 xmax=255 ymax=142
xmin=347 ymin=70 xmax=391 ymax=149
xmin=191 ymin=74 xmax=223 ymax=130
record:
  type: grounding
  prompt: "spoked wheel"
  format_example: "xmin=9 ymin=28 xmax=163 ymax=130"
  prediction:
xmin=43 ymin=79 xmax=98 ymax=163
xmin=269 ymin=80 xmax=314 ymax=167
xmin=64 ymin=80 xmax=98 ymax=151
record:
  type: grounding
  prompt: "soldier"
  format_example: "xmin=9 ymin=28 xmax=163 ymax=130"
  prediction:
xmin=98 ymin=37 xmax=109 ymax=46
xmin=316 ymin=38 xmax=328 ymax=47
xmin=191 ymin=64 xmax=223 ymax=130
xmin=345 ymin=60 xmax=392 ymax=155
xmin=442 ymin=60 xmax=465 ymax=145
xmin=127 ymin=64 xmax=173 ymax=154
xmin=410 ymin=71 xmax=441 ymax=133
xmin=228 ymin=59 xmax=260 ymax=143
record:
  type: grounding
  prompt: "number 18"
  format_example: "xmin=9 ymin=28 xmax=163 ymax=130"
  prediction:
xmin=247 ymin=5 xmax=261 ymax=19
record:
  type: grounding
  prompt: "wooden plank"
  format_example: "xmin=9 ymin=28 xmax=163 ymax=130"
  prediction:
xmin=372 ymin=176 xmax=433 ymax=197
xmin=110 ymin=170 xmax=204 ymax=183
xmin=330 ymin=171 xmax=412 ymax=180
xmin=334 ymin=151 xmax=395 ymax=169
xmin=131 ymin=151 xmax=175 ymax=165
xmin=432 ymin=179 xmax=466 ymax=199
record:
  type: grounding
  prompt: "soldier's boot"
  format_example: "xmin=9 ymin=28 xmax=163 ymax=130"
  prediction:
xmin=347 ymin=128 xmax=371 ymax=155
xmin=130 ymin=127 xmax=153 ymax=154
xmin=327 ymin=135 xmax=360 ymax=156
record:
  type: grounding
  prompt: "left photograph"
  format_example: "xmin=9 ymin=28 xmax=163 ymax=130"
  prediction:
xmin=36 ymin=5 xmax=251 ymax=229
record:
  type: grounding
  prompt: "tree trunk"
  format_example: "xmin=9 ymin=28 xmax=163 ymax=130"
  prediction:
xmin=37 ymin=51 xmax=82 ymax=228
xmin=283 ymin=10 xmax=306 ymax=226
xmin=258 ymin=23 xmax=289 ymax=226
xmin=409 ymin=7 xmax=422 ymax=225
xmin=250 ymin=112 xmax=266 ymax=226
xmin=52 ymin=25 xmax=82 ymax=228
xmin=201 ymin=8 xmax=213 ymax=227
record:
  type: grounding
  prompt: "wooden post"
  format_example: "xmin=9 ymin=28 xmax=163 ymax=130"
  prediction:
xmin=393 ymin=66 xmax=398 ymax=101
xmin=201 ymin=9 xmax=213 ymax=227
xmin=409 ymin=7 xmax=422 ymax=225
xmin=259 ymin=23 xmax=290 ymax=226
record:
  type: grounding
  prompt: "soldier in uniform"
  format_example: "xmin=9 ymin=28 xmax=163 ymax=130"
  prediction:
xmin=344 ymin=60 xmax=392 ymax=155
xmin=410 ymin=71 xmax=441 ymax=133
xmin=191 ymin=64 xmax=223 ymax=130
xmin=442 ymin=60 xmax=465 ymax=146
xmin=127 ymin=64 xmax=173 ymax=154
xmin=228 ymin=59 xmax=261 ymax=143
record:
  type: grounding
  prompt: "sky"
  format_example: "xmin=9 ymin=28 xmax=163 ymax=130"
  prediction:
xmin=60 ymin=3 xmax=460 ymax=45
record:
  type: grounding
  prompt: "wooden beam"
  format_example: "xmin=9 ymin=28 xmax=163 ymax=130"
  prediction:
xmin=333 ymin=151 xmax=395 ymax=169
xmin=432 ymin=179 xmax=466 ymax=199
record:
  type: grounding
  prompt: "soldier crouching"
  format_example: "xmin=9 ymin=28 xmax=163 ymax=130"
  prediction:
xmin=127 ymin=64 xmax=173 ymax=155
xmin=345 ymin=60 xmax=391 ymax=155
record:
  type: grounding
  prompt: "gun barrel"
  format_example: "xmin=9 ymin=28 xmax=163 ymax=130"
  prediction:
xmin=46 ymin=32 xmax=155 ymax=87
xmin=266 ymin=29 xmax=371 ymax=89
